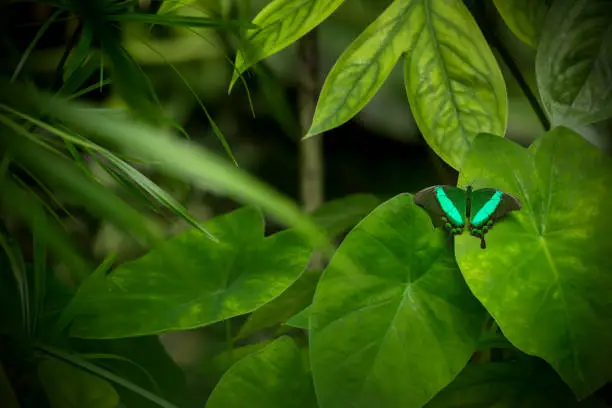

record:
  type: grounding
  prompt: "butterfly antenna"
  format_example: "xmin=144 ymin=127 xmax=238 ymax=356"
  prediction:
xmin=480 ymin=236 xmax=487 ymax=249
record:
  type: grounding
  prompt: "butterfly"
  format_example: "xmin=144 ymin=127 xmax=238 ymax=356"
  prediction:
xmin=413 ymin=185 xmax=522 ymax=249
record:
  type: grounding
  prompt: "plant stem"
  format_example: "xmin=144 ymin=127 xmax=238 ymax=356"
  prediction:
xmin=488 ymin=33 xmax=550 ymax=131
xmin=298 ymin=30 xmax=325 ymax=269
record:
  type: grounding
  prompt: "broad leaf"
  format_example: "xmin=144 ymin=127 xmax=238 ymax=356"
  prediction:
xmin=306 ymin=0 xmax=422 ymax=137
xmin=206 ymin=336 xmax=317 ymax=408
xmin=427 ymin=359 xmax=600 ymax=407
xmin=493 ymin=0 xmax=550 ymax=47
xmin=311 ymin=194 xmax=381 ymax=236
xmin=536 ymin=0 xmax=612 ymax=127
xmin=229 ymin=0 xmax=346 ymax=90
xmin=310 ymin=194 xmax=486 ymax=408
xmin=404 ymin=0 xmax=507 ymax=169
xmin=456 ymin=128 xmax=612 ymax=399
xmin=38 ymin=357 xmax=119 ymax=408
xmin=68 ymin=207 xmax=312 ymax=338
xmin=237 ymin=268 xmax=321 ymax=339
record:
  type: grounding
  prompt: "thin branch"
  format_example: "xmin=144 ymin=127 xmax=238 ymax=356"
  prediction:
xmin=298 ymin=30 xmax=325 ymax=269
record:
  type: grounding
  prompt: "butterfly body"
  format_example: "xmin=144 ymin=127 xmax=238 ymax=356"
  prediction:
xmin=414 ymin=185 xmax=521 ymax=249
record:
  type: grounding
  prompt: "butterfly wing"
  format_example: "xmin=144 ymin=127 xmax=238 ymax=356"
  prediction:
xmin=414 ymin=185 xmax=466 ymax=231
xmin=470 ymin=188 xmax=522 ymax=227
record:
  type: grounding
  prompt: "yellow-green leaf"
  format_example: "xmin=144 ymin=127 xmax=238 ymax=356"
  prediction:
xmin=404 ymin=0 xmax=507 ymax=170
xmin=306 ymin=0 xmax=422 ymax=137
xmin=229 ymin=0 xmax=346 ymax=91
xmin=493 ymin=0 xmax=550 ymax=48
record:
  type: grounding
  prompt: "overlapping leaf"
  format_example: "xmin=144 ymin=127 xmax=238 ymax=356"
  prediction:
xmin=67 ymin=207 xmax=312 ymax=338
xmin=536 ymin=0 xmax=612 ymax=127
xmin=206 ymin=336 xmax=317 ymax=408
xmin=427 ymin=359 xmax=598 ymax=407
xmin=456 ymin=129 xmax=612 ymax=399
xmin=493 ymin=0 xmax=550 ymax=47
xmin=229 ymin=0 xmax=346 ymax=90
xmin=307 ymin=0 xmax=506 ymax=170
xmin=310 ymin=194 xmax=486 ymax=408
xmin=38 ymin=357 xmax=120 ymax=408
xmin=306 ymin=0 xmax=422 ymax=137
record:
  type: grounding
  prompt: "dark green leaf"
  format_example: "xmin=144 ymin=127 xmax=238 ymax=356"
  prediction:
xmin=206 ymin=336 xmax=317 ymax=408
xmin=310 ymin=194 xmax=486 ymax=408
xmin=38 ymin=357 xmax=120 ymax=408
xmin=456 ymin=128 xmax=612 ymax=399
xmin=237 ymin=268 xmax=321 ymax=339
xmin=427 ymin=359 xmax=600 ymax=407
xmin=68 ymin=207 xmax=313 ymax=338
xmin=493 ymin=0 xmax=550 ymax=47
xmin=536 ymin=0 xmax=612 ymax=127
xmin=311 ymin=194 xmax=381 ymax=236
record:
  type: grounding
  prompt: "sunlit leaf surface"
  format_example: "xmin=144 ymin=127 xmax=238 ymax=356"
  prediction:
xmin=456 ymin=129 xmax=612 ymax=399
xmin=310 ymin=194 xmax=485 ymax=408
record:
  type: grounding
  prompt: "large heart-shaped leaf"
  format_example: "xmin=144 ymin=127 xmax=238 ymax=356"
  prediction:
xmin=492 ymin=0 xmax=550 ymax=48
xmin=68 ymin=207 xmax=312 ymax=338
xmin=456 ymin=129 xmax=612 ymax=399
xmin=536 ymin=0 xmax=612 ymax=127
xmin=403 ymin=0 xmax=507 ymax=170
xmin=427 ymin=359 xmax=597 ymax=407
xmin=229 ymin=0 xmax=346 ymax=90
xmin=206 ymin=336 xmax=317 ymax=408
xmin=307 ymin=0 xmax=506 ymax=171
xmin=309 ymin=194 xmax=486 ymax=408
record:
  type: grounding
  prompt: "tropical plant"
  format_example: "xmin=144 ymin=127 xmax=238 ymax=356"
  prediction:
xmin=1 ymin=0 xmax=612 ymax=407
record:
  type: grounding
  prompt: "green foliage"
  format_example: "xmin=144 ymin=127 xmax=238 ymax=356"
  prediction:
xmin=206 ymin=336 xmax=317 ymax=408
xmin=456 ymin=128 xmax=612 ymax=398
xmin=536 ymin=0 xmax=612 ymax=127
xmin=492 ymin=0 xmax=549 ymax=47
xmin=38 ymin=357 xmax=120 ymax=408
xmin=2 ymin=0 xmax=612 ymax=407
xmin=67 ymin=207 xmax=312 ymax=338
xmin=229 ymin=0 xmax=346 ymax=90
xmin=310 ymin=194 xmax=486 ymax=408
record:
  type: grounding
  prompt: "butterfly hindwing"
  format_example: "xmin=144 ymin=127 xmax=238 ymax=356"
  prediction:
xmin=414 ymin=185 xmax=466 ymax=234
xmin=468 ymin=187 xmax=522 ymax=248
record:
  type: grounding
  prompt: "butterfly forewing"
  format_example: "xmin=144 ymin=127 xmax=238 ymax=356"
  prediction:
xmin=414 ymin=185 xmax=466 ymax=229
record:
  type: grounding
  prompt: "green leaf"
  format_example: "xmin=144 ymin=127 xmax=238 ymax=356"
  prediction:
xmin=107 ymin=14 xmax=251 ymax=29
xmin=456 ymin=128 xmax=612 ymax=399
xmin=306 ymin=0 xmax=422 ymax=137
xmin=492 ymin=0 xmax=550 ymax=48
xmin=0 ymin=123 xmax=162 ymax=248
xmin=285 ymin=305 xmax=311 ymax=330
xmin=237 ymin=268 xmax=321 ymax=339
xmin=206 ymin=336 xmax=317 ymax=408
xmin=158 ymin=0 xmax=197 ymax=15
xmin=307 ymin=0 xmax=507 ymax=170
xmin=68 ymin=207 xmax=313 ymax=338
xmin=38 ymin=357 xmax=120 ymax=408
xmin=4 ymin=80 xmax=328 ymax=250
xmin=229 ymin=0 xmax=346 ymax=91
xmin=536 ymin=0 xmax=612 ymax=127
xmin=426 ymin=359 xmax=597 ymax=407
xmin=403 ymin=0 xmax=507 ymax=170
xmin=310 ymin=194 xmax=486 ymax=408
xmin=311 ymin=194 xmax=381 ymax=236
